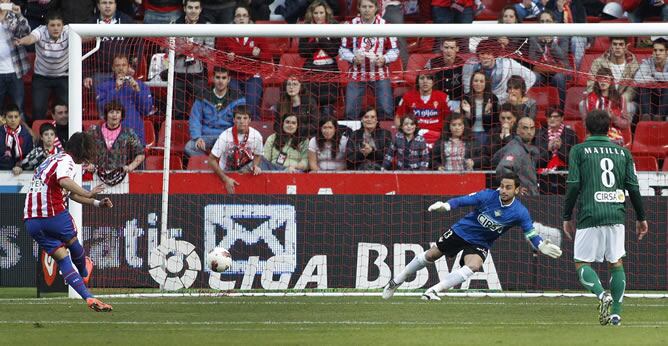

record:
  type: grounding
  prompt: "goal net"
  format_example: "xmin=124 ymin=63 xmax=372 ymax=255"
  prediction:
xmin=2 ymin=22 xmax=666 ymax=297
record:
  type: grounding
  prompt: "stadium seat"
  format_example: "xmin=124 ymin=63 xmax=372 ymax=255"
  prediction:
xmin=83 ymin=119 xmax=103 ymax=131
xmin=144 ymin=155 xmax=183 ymax=170
xmin=380 ymin=120 xmax=398 ymax=137
xmin=186 ymin=155 xmax=212 ymax=170
xmin=405 ymin=53 xmax=437 ymax=87
xmin=527 ymin=86 xmax=559 ymax=113
xmin=631 ymin=121 xmax=668 ymax=158
xmin=144 ymin=119 xmax=156 ymax=148
xmin=263 ymin=53 xmax=305 ymax=85
xmin=663 ymin=158 xmax=668 ymax=172
xmin=255 ymin=21 xmax=289 ymax=58
xmin=563 ymin=120 xmax=586 ymax=143
xmin=586 ymin=37 xmax=637 ymax=54
xmin=564 ymin=86 xmax=586 ymax=120
xmin=156 ymin=120 xmax=189 ymax=155
xmin=31 ymin=120 xmax=50 ymax=137
xmin=260 ymin=86 xmax=280 ymax=120
xmin=255 ymin=120 xmax=275 ymax=143
xmin=574 ymin=53 xmax=599 ymax=86
xmin=633 ymin=156 xmax=658 ymax=171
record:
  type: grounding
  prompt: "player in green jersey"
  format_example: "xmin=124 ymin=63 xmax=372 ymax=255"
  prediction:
xmin=563 ymin=110 xmax=648 ymax=326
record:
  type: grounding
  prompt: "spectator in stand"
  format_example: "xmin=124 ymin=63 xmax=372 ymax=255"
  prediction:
xmin=51 ymin=102 xmax=68 ymax=148
xmin=345 ymin=107 xmax=392 ymax=170
xmin=17 ymin=0 xmax=50 ymax=30
xmin=395 ymin=72 xmax=450 ymax=147
xmin=425 ymin=37 xmax=465 ymax=109
xmin=586 ymin=37 xmax=639 ymax=117
xmin=431 ymin=1 xmax=476 ymax=51
xmin=382 ymin=115 xmax=429 ymax=171
xmin=88 ymin=101 xmax=144 ymax=186
xmin=534 ymin=106 xmax=577 ymax=194
xmin=185 ymin=67 xmax=245 ymax=158
xmin=263 ymin=113 xmax=308 ymax=172
xmin=83 ymin=0 xmax=138 ymax=91
xmin=271 ymin=75 xmax=319 ymax=139
xmin=217 ymin=4 xmax=269 ymax=120
xmin=200 ymin=0 xmax=236 ymax=24
xmin=431 ymin=112 xmax=485 ymax=171
xmin=208 ymin=105 xmax=264 ymax=193
xmin=95 ymin=54 xmax=153 ymax=144
xmin=496 ymin=5 xmax=527 ymax=56
xmin=0 ymin=1 xmax=30 ymax=120
xmin=141 ymin=0 xmax=182 ymax=24
xmin=460 ymin=70 xmax=498 ymax=146
xmin=492 ymin=116 xmax=539 ymax=196
xmin=545 ymin=0 xmax=588 ymax=69
xmin=19 ymin=123 xmax=62 ymax=173
xmin=487 ymin=102 xmax=518 ymax=165
xmin=308 ymin=116 xmax=348 ymax=171
xmin=580 ymin=67 xmax=630 ymax=146
xmin=381 ymin=1 xmax=408 ymax=66
xmin=277 ymin=0 xmax=339 ymax=23
xmin=463 ymin=39 xmax=536 ymax=104
xmin=50 ymin=0 xmax=96 ymax=24
xmin=339 ymin=0 xmax=398 ymax=120
xmin=626 ymin=0 xmax=668 ymax=23
xmin=15 ymin=11 xmax=69 ymax=122
xmin=298 ymin=0 xmax=340 ymax=117
xmin=514 ymin=0 xmax=546 ymax=20
xmin=529 ymin=10 xmax=569 ymax=110
xmin=506 ymin=75 xmax=537 ymax=119
xmin=1 ymin=104 xmax=32 ymax=173
xmin=634 ymin=37 xmax=668 ymax=121
xmin=173 ymin=0 xmax=214 ymax=120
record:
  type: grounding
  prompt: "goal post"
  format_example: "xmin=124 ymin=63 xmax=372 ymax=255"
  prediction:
xmin=63 ymin=22 xmax=668 ymax=297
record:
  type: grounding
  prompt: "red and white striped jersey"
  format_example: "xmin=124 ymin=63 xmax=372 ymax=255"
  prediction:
xmin=24 ymin=152 xmax=76 ymax=219
xmin=339 ymin=15 xmax=399 ymax=82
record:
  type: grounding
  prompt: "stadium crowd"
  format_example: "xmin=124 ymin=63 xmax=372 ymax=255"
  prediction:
xmin=1 ymin=0 xmax=667 ymax=195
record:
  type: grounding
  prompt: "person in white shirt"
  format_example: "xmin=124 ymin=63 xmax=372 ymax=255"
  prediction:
xmin=634 ymin=38 xmax=668 ymax=121
xmin=208 ymin=105 xmax=263 ymax=193
xmin=15 ymin=11 xmax=69 ymax=121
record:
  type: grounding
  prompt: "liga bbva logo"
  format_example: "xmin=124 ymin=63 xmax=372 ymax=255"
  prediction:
xmin=204 ymin=204 xmax=297 ymax=275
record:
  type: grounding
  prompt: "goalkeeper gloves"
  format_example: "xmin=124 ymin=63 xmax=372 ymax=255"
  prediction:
xmin=428 ymin=201 xmax=451 ymax=212
xmin=538 ymin=239 xmax=562 ymax=259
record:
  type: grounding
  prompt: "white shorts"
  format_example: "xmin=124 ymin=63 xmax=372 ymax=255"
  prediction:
xmin=573 ymin=224 xmax=626 ymax=263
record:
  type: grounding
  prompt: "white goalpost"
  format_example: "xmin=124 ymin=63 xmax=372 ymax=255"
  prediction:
xmin=66 ymin=22 xmax=668 ymax=298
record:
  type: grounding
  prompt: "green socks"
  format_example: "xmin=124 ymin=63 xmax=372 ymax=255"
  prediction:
xmin=578 ymin=265 xmax=605 ymax=299
xmin=610 ymin=266 xmax=626 ymax=315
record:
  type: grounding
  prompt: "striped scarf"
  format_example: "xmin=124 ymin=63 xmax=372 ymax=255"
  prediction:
xmin=547 ymin=123 xmax=564 ymax=155
xmin=4 ymin=125 xmax=25 ymax=160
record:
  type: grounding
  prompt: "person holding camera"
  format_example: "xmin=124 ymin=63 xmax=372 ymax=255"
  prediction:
xmin=95 ymin=54 xmax=153 ymax=144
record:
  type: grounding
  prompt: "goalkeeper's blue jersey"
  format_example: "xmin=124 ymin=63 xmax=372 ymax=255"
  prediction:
xmin=447 ymin=189 xmax=534 ymax=249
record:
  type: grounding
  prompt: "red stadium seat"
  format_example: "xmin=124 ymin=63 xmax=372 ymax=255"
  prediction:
xmin=574 ymin=53 xmax=600 ymax=86
xmin=186 ymin=155 xmax=212 ymax=170
xmin=260 ymin=86 xmax=280 ymax=120
xmin=156 ymin=120 xmax=189 ymax=155
xmin=564 ymin=86 xmax=586 ymax=120
xmin=633 ymin=156 xmax=658 ymax=171
xmin=144 ymin=120 xmax=156 ymax=148
xmin=563 ymin=120 xmax=586 ymax=143
xmin=379 ymin=120 xmax=398 ymax=137
xmin=663 ymin=157 xmax=668 ymax=172
xmin=144 ymin=155 xmax=183 ymax=170
xmin=527 ymin=86 xmax=559 ymax=113
xmin=405 ymin=53 xmax=437 ymax=87
xmin=254 ymin=120 xmax=275 ymax=143
xmin=631 ymin=121 xmax=668 ymax=158
xmin=264 ymin=53 xmax=305 ymax=85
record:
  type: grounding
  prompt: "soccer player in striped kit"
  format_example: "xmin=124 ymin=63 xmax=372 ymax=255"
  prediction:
xmin=563 ymin=110 xmax=648 ymax=326
xmin=23 ymin=132 xmax=114 ymax=312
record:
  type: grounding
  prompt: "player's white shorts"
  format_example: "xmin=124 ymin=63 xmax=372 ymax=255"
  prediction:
xmin=573 ymin=224 xmax=625 ymax=263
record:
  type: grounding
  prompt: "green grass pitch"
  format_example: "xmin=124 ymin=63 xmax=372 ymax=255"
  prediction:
xmin=1 ymin=289 xmax=666 ymax=345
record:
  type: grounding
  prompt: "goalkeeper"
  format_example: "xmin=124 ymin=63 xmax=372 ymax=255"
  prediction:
xmin=383 ymin=173 xmax=562 ymax=301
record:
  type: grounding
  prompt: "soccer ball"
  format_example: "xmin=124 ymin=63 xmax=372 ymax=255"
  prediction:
xmin=206 ymin=247 xmax=232 ymax=272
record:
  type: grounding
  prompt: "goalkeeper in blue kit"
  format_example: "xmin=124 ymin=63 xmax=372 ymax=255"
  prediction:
xmin=383 ymin=173 xmax=563 ymax=301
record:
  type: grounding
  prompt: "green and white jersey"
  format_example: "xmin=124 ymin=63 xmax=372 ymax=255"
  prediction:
xmin=565 ymin=136 xmax=640 ymax=229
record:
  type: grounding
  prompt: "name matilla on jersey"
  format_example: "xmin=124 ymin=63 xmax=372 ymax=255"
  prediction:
xmin=583 ymin=146 xmax=627 ymax=204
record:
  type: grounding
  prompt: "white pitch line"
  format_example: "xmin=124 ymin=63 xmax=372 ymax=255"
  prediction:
xmin=0 ymin=300 xmax=666 ymax=308
xmin=1 ymin=320 xmax=667 ymax=327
